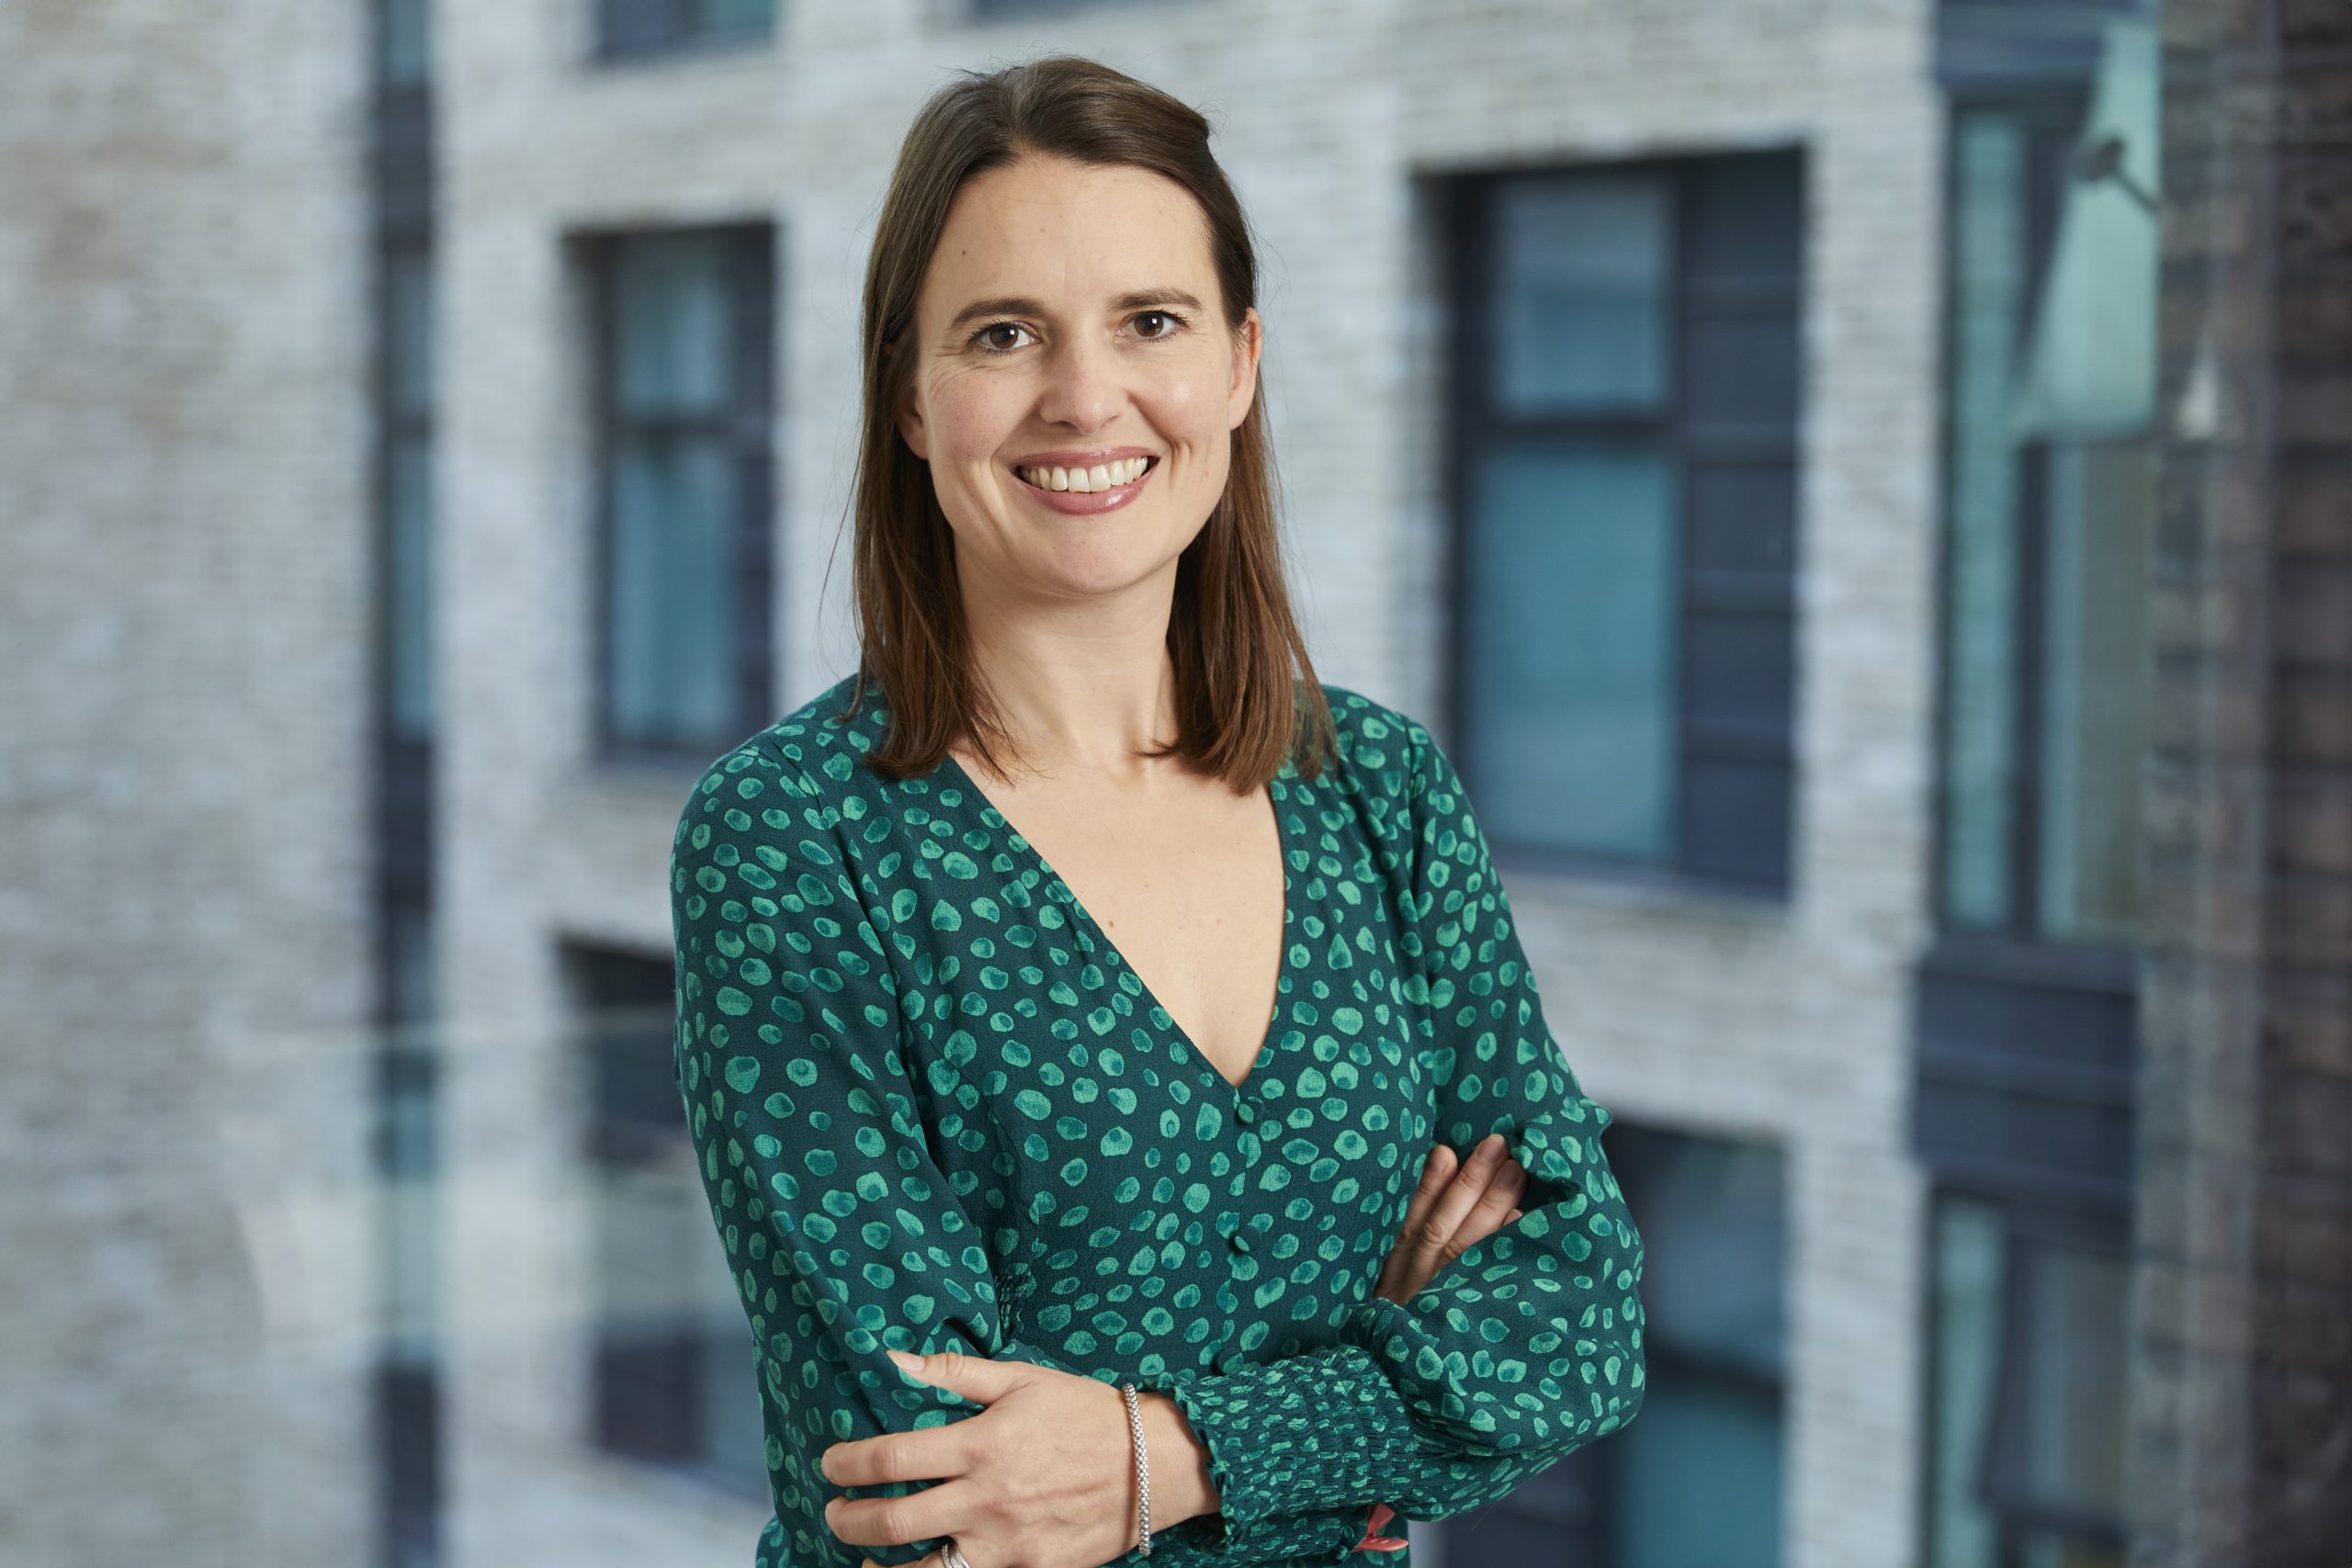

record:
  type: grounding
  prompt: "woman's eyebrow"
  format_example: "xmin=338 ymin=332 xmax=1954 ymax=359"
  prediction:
xmin=945 ymin=288 xmax=1207 ymax=335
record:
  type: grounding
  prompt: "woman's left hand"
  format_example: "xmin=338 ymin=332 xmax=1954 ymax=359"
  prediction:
xmin=820 ymin=1346 xmax=1142 ymax=1568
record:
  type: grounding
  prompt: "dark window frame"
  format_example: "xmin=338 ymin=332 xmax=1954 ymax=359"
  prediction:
xmin=583 ymin=223 xmax=778 ymax=766
xmin=1443 ymin=150 xmax=1806 ymax=904
xmin=594 ymin=0 xmax=777 ymax=63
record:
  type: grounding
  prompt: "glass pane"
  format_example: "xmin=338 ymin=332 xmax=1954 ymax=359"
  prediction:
xmin=2020 ymin=1537 xmax=2125 ymax=1568
xmin=608 ymin=434 xmax=737 ymax=745
xmin=1928 ymin=1199 xmax=2004 ymax=1568
xmin=2007 ymin=18 xmax=2160 ymax=443
xmin=388 ymin=435 xmax=435 ymax=741
xmin=1939 ymin=110 xmax=2028 ymax=929
xmin=1608 ymin=1126 xmax=1785 ymax=1382
xmin=698 ymin=0 xmax=776 ymax=33
xmin=600 ymin=0 xmax=678 ymax=53
xmin=380 ymin=0 xmax=430 ymax=86
xmin=1928 ymin=1198 xmax=2131 ymax=1568
xmin=2018 ymin=1240 xmax=2130 ymax=1517
xmin=1490 ymin=173 xmax=1671 ymax=414
xmin=1611 ymin=1371 xmax=1783 ymax=1568
xmin=387 ymin=251 xmax=433 ymax=421
xmin=1603 ymin=1124 xmax=1786 ymax=1568
xmin=616 ymin=233 xmax=734 ymax=418
xmin=1463 ymin=441 xmax=1678 ymax=859
xmin=2035 ymin=440 xmax=2153 ymax=946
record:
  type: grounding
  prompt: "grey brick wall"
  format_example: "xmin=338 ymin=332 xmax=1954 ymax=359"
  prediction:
xmin=0 ymin=4 xmax=378 ymax=1565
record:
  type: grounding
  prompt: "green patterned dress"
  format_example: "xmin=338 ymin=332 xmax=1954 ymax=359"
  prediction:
xmin=671 ymin=672 xmax=1646 ymax=1568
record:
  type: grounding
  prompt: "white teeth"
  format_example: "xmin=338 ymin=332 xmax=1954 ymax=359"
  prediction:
xmin=1019 ymin=457 xmax=1149 ymax=493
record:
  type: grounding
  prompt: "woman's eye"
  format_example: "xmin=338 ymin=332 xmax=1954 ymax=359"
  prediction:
xmin=975 ymin=321 xmax=1034 ymax=353
xmin=1135 ymin=310 xmax=1184 ymax=339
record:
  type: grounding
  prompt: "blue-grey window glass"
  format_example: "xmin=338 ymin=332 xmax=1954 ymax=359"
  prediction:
xmin=1442 ymin=1123 xmax=1785 ymax=1566
xmin=598 ymin=0 xmax=775 ymax=59
xmin=1466 ymin=443 xmax=1678 ymax=858
xmin=386 ymin=250 xmax=435 ymax=742
xmin=1457 ymin=153 xmax=1802 ymax=893
xmin=595 ymin=227 xmax=773 ymax=758
xmin=1928 ymin=1195 xmax=2128 ymax=1568
xmin=971 ymin=0 xmax=1185 ymax=13
xmin=1605 ymin=1125 xmax=1785 ymax=1568
xmin=387 ymin=440 xmax=435 ymax=741
xmin=379 ymin=0 xmax=430 ymax=87
xmin=1490 ymin=175 xmax=1671 ymax=415
xmin=1936 ymin=16 xmax=2156 ymax=947
xmin=1941 ymin=113 xmax=2028 ymax=929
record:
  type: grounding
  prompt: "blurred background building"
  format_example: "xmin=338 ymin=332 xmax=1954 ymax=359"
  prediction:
xmin=2 ymin=1 xmax=2346 ymax=1566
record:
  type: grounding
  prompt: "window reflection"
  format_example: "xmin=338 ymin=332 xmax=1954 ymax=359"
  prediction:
xmin=1928 ymin=1195 xmax=2128 ymax=1568
xmin=1937 ymin=16 xmax=2158 ymax=949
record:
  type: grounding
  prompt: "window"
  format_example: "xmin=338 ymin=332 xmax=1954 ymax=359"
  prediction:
xmin=382 ymin=243 xmax=436 ymax=746
xmin=970 ymin=0 xmax=1183 ymax=16
xmin=588 ymin=226 xmax=776 ymax=761
xmin=596 ymin=0 xmax=775 ymax=61
xmin=1915 ymin=15 xmax=2154 ymax=1568
xmin=1934 ymin=18 xmax=2158 ymax=951
xmin=1450 ymin=151 xmax=1804 ymax=896
xmin=569 ymin=944 xmax=768 ymax=1491
xmin=1439 ymin=1123 xmax=1787 ymax=1567
xmin=379 ymin=0 xmax=431 ymax=88
xmin=1926 ymin=1194 xmax=2128 ymax=1568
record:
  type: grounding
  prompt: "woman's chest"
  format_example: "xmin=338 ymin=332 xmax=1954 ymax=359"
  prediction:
xmin=956 ymin=761 xmax=1294 ymax=1093
xmin=882 ymin=799 xmax=1441 ymax=1354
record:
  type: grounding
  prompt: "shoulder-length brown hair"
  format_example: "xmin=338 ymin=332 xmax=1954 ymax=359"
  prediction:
xmin=831 ymin=52 xmax=1337 ymax=792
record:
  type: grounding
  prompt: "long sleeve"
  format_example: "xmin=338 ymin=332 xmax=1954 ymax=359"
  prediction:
xmin=671 ymin=741 xmax=1085 ymax=1568
xmin=1150 ymin=719 xmax=1647 ymax=1551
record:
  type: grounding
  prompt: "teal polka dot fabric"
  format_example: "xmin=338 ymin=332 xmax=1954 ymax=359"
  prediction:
xmin=672 ymin=673 xmax=1646 ymax=1568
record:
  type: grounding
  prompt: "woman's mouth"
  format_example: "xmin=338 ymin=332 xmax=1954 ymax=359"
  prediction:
xmin=1010 ymin=455 xmax=1158 ymax=515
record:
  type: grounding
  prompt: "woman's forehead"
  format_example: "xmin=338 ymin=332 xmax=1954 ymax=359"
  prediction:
xmin=922 ymin=159 xmax=1215 ymax=305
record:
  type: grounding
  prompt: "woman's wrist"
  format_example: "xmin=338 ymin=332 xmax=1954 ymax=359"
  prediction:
xmin=1137 ymin=1389 xmax=1220 ymax=1529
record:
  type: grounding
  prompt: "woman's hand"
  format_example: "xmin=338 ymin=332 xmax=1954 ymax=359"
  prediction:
xmin=1374 ymin=1134 xmax=1528 ymax=1305
xmin=822 ymin=1348 xmax=1165 ymax=1568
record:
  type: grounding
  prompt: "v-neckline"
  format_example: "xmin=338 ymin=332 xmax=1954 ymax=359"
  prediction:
xmin=933 ymin=747 xmax=1299 ymax=1100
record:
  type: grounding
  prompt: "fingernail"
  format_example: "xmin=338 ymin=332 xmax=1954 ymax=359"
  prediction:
xmin=886 ymin=1348 xmax=920 ymax=1371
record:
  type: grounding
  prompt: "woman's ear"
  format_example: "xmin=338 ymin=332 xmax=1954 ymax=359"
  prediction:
xmin=1227 ymin=309 xmax=1263 ymax=429
xmin=896 ymin=381 xmax=929 ymax=461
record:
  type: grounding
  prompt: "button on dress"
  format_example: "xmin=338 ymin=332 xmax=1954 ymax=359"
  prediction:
xmin=671 ymin=674 xmax=1647 ymax=1568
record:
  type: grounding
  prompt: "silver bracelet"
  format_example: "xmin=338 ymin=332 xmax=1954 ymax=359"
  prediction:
xmin=1120 ymin=1381 xmax=1154 ymax=1558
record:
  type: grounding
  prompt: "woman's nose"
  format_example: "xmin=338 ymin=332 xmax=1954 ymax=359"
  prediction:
xmin=1034 ymin=334 xmax=1125 ymax=430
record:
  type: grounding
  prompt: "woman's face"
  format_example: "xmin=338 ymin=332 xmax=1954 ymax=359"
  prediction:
xmin=896 ymin=153 xmax=1262 ymax=608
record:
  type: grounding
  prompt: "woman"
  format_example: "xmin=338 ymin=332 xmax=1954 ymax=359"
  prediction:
xmin=671 ymin=54 xmax=1645 ymax=1568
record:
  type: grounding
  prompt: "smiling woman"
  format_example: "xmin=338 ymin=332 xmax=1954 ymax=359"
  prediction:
xmin=672 ymin=52 xmax=1645 ymax=1568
